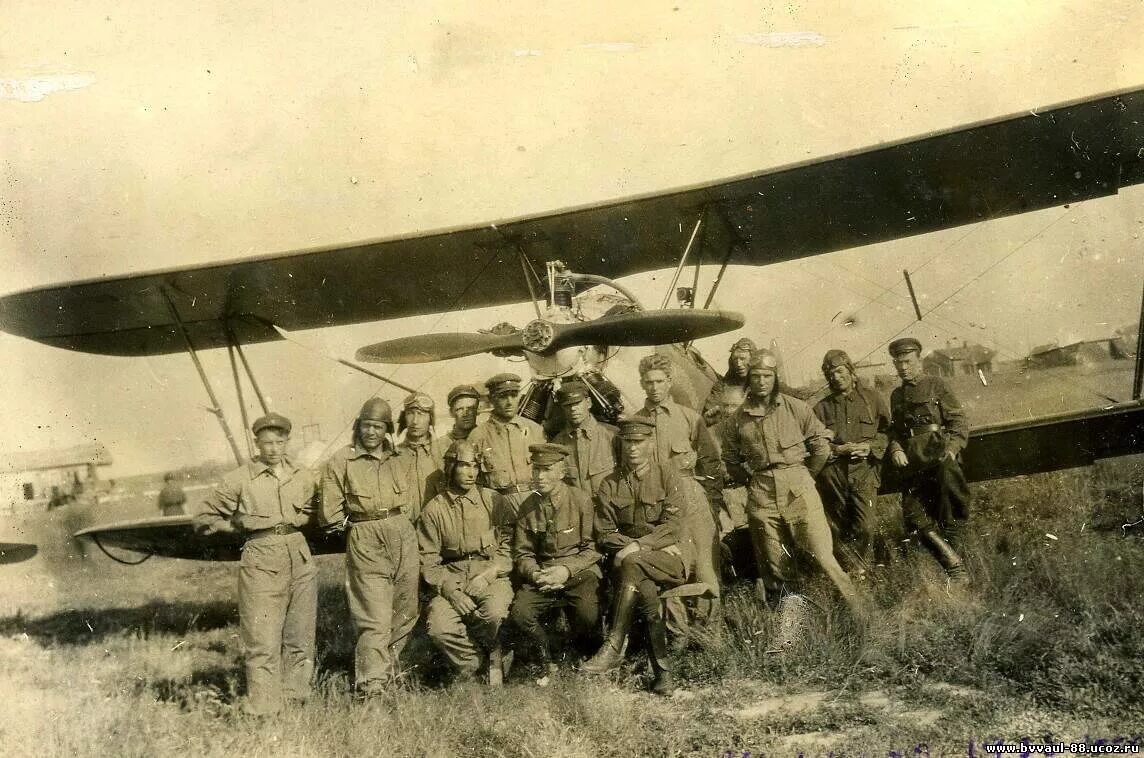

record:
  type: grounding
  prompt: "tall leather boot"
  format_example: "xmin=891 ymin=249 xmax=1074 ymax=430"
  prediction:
xmin=647 ymin=615 xmax=675 ymax=696
xmin=581 ymin=584 xmax=638 ymax=674
xmin=920 ymin=528 xmax=968 ymax=582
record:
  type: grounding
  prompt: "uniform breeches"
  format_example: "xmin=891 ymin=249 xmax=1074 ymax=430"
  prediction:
xmin=238 ymin=532 xmax=317 ymax=715
xmin=345 ymin=517 xmax=420 ymax=691
xmin=508 ymin=571 xmax=601 ymax=658
xmin=745 ymin=468 xmax=858 ymax=606
xmin=613 ymin=550 xmax=687 ymax=620
xmin=815 ymin=460 xmax=879 ymax=564
xmin=900 ymin=457 xmax=971 ymax=533
xmin=426 ymin=577 xmax=513 ymax=676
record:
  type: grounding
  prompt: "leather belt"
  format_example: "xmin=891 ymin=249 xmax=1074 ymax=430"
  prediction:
xmin=908 ymin=424 xmax=942 ymax=437
xmin=497 ymin=483 xmax=534 ymax=495
xmin=349 ymin=507 xmax=404 ymax=523
xmin=246 ymin=524 xmax=299 ymax=540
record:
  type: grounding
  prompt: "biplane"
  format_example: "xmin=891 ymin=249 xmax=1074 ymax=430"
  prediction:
xmin=2 ymin=87 xmax=1142 ymax=562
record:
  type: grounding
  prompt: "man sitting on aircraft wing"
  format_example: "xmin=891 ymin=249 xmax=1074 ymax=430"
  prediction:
xmin=193 ymin=412 xmax=319 ymax=717
xmin=320 ymin=398 xmax=420 ymax=697
xmin=582 ymin=417 xmax=693 ymax=695
xmin=508 ymin=443 xmax=603 ymax=677
xmin=549 ymin=380 xmax=618 ymax=497
xmin=394 ymin=392 xmax=448 ymax=511
xmin=418 ymin=440 xmax=517 ymax=686
xmin=886 ymin=338 xmax=971 ymax=582
xmin=442 ymin=384 xmax=482 ymax=443
xmin=721 ymin=350 xmax=867 ymax=621
xmin=813 ymin=349 xmax=891 ymax=575
xmin=469 ymin=373 xmax=545 ymax=505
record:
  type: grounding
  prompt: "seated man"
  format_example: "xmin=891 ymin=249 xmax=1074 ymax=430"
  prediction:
xmin=582 ymin=417 xmax=692 ymax=695
xmin=418 ymin=440 xmax=516 ymax=685
xmin=508 ymin=443 xmax=603 ymax=675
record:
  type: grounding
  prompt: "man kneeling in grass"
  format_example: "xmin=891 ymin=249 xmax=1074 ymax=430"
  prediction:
xmin=418 ymin=440 xmax=517 ymax=685
xmin=582 ymin=417 xmax=693 ymax=695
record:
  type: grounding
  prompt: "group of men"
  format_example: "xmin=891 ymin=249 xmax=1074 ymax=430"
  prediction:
xmin=194 ymin=335 xmax=971 ymax=716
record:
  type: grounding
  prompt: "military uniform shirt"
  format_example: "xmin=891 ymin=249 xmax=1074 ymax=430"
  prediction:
xmin=469 ymin=414 xmax=545 ymax=490
xmin=594 ymin=462 xmax=686 ymax=554
xmin=196 ymin=459 xmax=317 ymax=535
xmin=887 ymin=375 xmax=969 ymax=457
xmin=395 ymin=437 xmax=447 ymax=510
xmin=418 ymin=486 xmax=514 ymax=597
xmin=551 ymin=415 xmax=618 ymax=496
xmin=814 ymin=384 xmax=891 ymax=459
xmin=513 ymin=483 xmax=602 ymax=582
xmin=319 ymin=445 xmax=413 ymax=526
xmin=721 ymin=392 xmax=832 ymax=484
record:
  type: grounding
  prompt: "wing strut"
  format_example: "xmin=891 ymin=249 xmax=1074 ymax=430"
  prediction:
xmin=160 ymin=287 xmax=244 ymax=466
xmin=1134 ymin=281 xmax=1144 ymax=401
xmin=659 ymin=214 xmax=704 ymax=309
xmin=226 ymin=340 xmax=255 ymax=459
xmin=230 ymin=333 xmax=271 ymax=415
xmin=903 ymin=270 xmax=924 ymax=321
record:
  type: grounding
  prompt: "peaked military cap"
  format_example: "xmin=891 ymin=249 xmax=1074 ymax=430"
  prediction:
xmin=616 ymin=416 xmax=656 ymax=440
xmin=446 ymin=384 xmax=480 ymax=407
xmin=528 ymin=442 xmax=571 ymax=466
xmin=888 ymin=338 xmax=923 ymax=357
xmin=485 ymin=372 xmax=523 ymax=395
xmin=555 ymin=381 xmax=590 ymax=405
xmin=252 ymin=412 xmax=292 ymax=435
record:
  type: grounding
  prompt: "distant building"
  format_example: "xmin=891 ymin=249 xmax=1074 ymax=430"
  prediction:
xmin=923 ymin=341 xmax=996 ymax=378
xmin=0 ymin=442 xmax=112 ymax=512
xmin=1026 ymin=339 xmax=1124 ymax=369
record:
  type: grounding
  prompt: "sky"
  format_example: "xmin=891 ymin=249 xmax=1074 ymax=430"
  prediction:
xmin=1 ymin=2 xmax=1143 ymax=476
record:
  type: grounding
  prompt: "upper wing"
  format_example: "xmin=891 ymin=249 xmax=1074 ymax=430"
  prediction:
xmin=2 ymin=88 xmax=1141 ymax=356
xmin=73 ymin=516 xmax=347 ymax=562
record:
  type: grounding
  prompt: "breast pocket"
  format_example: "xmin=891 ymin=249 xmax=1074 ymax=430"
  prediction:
xmin=669 ymin=441 xmax=697 ymax=471
xmin=640 ymin=500 xmax=665 ymax=526
xmin=908 ymin=399 xmax=935 ymax=425
xmin=235 ymin=490 xmax=273 ymax=526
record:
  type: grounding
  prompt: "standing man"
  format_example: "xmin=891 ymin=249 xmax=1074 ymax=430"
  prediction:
xmin=582 ymin=417 xmax=692 ymax=695
xmin=395 ymin=392 xmax=447 ymax=513
xmin=469 ymin=373 xmax=545 ymax=505
xmin=442 ymin=384 xmax=481 ymax=443
xmin=813 ymin=349 xmax=891 ymax=572
xmin=321 ymin=398 xmax=419 ymax=696
xmin=550 ymin=380 xmax=618 ymax=497
xmin=702 ymin=337 xmax=757 ymax=426
xmin=194 ymin=412 xmax=318 ymax=716
xmin=508 ymin=444 xmax=603 ymax=673
xmin=418 ymin=440 xmax=516 ymax=685
xmin=721 ymin=350 xmax=865 ymax=619
xmin=157 ymin=472 xmax=187 ymax=516
xmin=633 ymin=354 xmax=723 ymax=595
xmin=886 ymin=338 xmax=971 ymax=580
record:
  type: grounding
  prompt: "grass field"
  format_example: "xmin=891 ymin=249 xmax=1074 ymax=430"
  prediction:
xmin=2 ymin=364 xmax=1142 ymax=756
xmin=1 ymin=459 xmax=1143 ymax=757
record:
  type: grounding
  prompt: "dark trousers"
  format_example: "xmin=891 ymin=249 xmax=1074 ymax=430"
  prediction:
xmin=508 ymin=571 xmax=601 ymax=660
xmin=900 ymin=457 xmax=971 ymax=534
xmin=816 ymin=459 xmax=879 ymax=567
xmin=612 ymin=550 xmax=687 ymax=621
